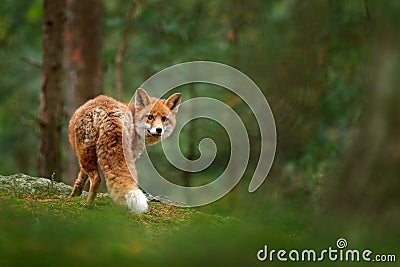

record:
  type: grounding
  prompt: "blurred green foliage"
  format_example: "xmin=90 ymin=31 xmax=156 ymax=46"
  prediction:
xmin=0 ymin=1 xmax=371 ymax=229
xmin=0 ymin=1 xmax=366 ymax=196
xmin=0 ymin=8 xmax=374 ymax=251
xmin=1 ymin=1 xmax=400 ymax=265
xmin=0 ymin=2 xmax=41 ymax=174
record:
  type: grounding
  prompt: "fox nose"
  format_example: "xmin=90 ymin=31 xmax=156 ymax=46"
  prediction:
xmin=156 ymin=127 xmax=163 ymax=134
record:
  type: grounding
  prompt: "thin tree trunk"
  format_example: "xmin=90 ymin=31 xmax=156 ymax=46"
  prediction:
xmin=64 ymin=0 xmax=104 ymax=184
xmin=38 ymin=0 xmax=65 ymax=181
xmin=64 ymin=0 xmax=103 ymax=103
xmin=324 ymin=3 xmax=400 ymax=222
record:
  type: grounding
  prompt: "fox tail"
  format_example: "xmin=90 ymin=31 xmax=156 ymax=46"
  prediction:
xmin=97 ymin=128 xmax=148 ymax=214
xmin=104 ymin=169 xmax=148 ymax=214
xmin=124 ymin=189 xmax=149 ymax=213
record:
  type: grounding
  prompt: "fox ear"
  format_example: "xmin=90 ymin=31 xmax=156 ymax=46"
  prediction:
xmin=135 ymin=88 xmax=151 ymax=108
xmin=165 ymin=93 xmax=182 ymax=112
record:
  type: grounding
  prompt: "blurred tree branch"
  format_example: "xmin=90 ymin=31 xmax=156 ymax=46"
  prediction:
xmin=115 ymin=0 xmax=141 ymax=99
xmin=20 ymin=57 xmax=42 ymax=69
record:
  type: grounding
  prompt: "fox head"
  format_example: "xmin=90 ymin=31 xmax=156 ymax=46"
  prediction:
xmin=135 ymin=88 xmax=182 ymax=145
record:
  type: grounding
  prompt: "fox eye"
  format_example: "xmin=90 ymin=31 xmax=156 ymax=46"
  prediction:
xmin=161 ymin=116 xmax=168 ymax=122
xmin=147 ymin=115 xmax=154 ymax=120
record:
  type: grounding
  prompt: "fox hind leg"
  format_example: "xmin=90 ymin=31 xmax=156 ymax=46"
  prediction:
xmin=71 ymin=147 xmax=101 ymax=204
xmin=86 ymin=169 xmax=101 ymax=204
xmin=71 ymin=165 xmax=101 ymax=204
xmin=71 ymin=169 xmax=89 ymax=197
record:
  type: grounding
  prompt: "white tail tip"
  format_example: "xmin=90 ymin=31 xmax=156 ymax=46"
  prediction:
xmin=125 ymin=189 xmax=148 ymax=214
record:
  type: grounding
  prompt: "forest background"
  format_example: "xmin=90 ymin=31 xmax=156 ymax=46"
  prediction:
xmin=0 ymin=1 xmax=399 ymax=266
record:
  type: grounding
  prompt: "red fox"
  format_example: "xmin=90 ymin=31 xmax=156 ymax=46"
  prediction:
xmin=68 ymin=88 xmax=182 ymax=213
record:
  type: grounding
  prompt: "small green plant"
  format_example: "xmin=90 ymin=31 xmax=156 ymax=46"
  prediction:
xmin=47 ymin=171 xmax=58 ymax=196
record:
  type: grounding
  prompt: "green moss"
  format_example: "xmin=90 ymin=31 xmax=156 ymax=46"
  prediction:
xmin=0 ymin=178 xmax=232 ymax=249
xmin=0 ymin=185 xmax=235 ymax=267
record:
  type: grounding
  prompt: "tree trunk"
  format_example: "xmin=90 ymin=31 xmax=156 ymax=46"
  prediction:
xmin=64 ymin=0 xmax=104 ymax=184
xmin=38 ymin=0 xmax=65 ymax=181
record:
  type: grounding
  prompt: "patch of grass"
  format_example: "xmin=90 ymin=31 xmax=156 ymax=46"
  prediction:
xmin=0 ymin=191 xmax=207 ymax=229
xmin=0 ymin=180 xmax=236 ymax=267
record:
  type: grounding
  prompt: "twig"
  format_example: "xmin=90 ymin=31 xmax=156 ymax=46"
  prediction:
xmin=363 ymin=0 xmax=370 ymax=21
xmin=20 ymin=57 xmax=42 ymax=69
xmin=115 ymin=1 xmax=137 ymax=100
